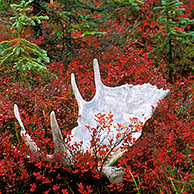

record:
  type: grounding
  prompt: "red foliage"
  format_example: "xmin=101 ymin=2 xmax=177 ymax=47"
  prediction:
xmin=0 ymin=0 xmax=193 ymax=193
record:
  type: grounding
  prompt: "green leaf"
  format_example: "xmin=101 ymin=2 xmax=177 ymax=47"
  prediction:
xmin=81 ymin=31 xmax=107 ymax=37
xmin=25 ymin=0 xmax=34 ymax=7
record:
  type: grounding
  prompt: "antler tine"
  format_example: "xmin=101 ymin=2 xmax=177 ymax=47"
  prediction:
xmin=14 ymin=104 xmax=25 ymax=130
xmin=50 ymin=111 xmax=72 ymax=164
xmin=93 ymin=58 xmax=103 ymax=93
xmin=50 ymin=111 xmax=65 ymax=153
xmin=14 ymin=104 xmax=40 ymax=153
xmin=71 ymin=73 xmax=86 ymax=108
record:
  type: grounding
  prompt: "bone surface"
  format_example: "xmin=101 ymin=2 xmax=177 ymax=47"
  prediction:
xmin=70 ymin=59 xmax=170 ymax=151
xmin=14 ymin=104 xmax=40 ymax=154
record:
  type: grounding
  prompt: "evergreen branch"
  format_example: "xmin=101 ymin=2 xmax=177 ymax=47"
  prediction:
xmin=0 ymin=51 xmax=15 ymax=65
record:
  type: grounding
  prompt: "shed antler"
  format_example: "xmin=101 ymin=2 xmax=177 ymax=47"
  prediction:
xmin=14 ymin=58 xmax=170 ymax=183
xmin=14 ymin=104 xmax=40 ymax=154
xmin=14 ymin=104 xmax=71 ymax=162
xmin=70 ymin=59 xmax=170 ymax=150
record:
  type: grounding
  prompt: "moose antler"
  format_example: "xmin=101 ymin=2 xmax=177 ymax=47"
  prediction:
xmin=14 ymin=104 xmax=40 ymax=154
xmin=14 ymin=58 xmax=169 ymax=183
xmin=14 ymin=104 xmax=70 ymax=162
xmin=70 ymin=59 xmax=170 ymax=151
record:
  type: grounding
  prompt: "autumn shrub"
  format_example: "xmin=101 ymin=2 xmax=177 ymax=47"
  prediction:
xmin=1 ymin=47 xmax=193 ymax=194
xmin=118 ymin=75 xmax=194 ymax=193
xmin=0 ymin=0 xmax=194 ymax=193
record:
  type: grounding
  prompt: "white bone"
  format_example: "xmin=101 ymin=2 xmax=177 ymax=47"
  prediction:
xmin=50 ymin=111 xmax=65 ymax=153
xmin=14 ymin=104 xmax=25 ymax=130
xmin=14 ymin=104 xmax=40 ymax=153
xmin=70 ymin=59 xmax=170 ymax=151
xmin=93 ymin=58 xmax=103 ymax=94
xmin=50 ymin=111 xmax=72 ymax=163
xmin=71 ymin=73 xmax=86 ymax=109
xmin=101 ymin=166 xmax=125 ymax=184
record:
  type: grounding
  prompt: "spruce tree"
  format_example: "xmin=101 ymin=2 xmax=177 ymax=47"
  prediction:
xmin=0 ymin=0 xmax=50 ymax=75
xmin=152 ymin=0 xmax=194 ymax=82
